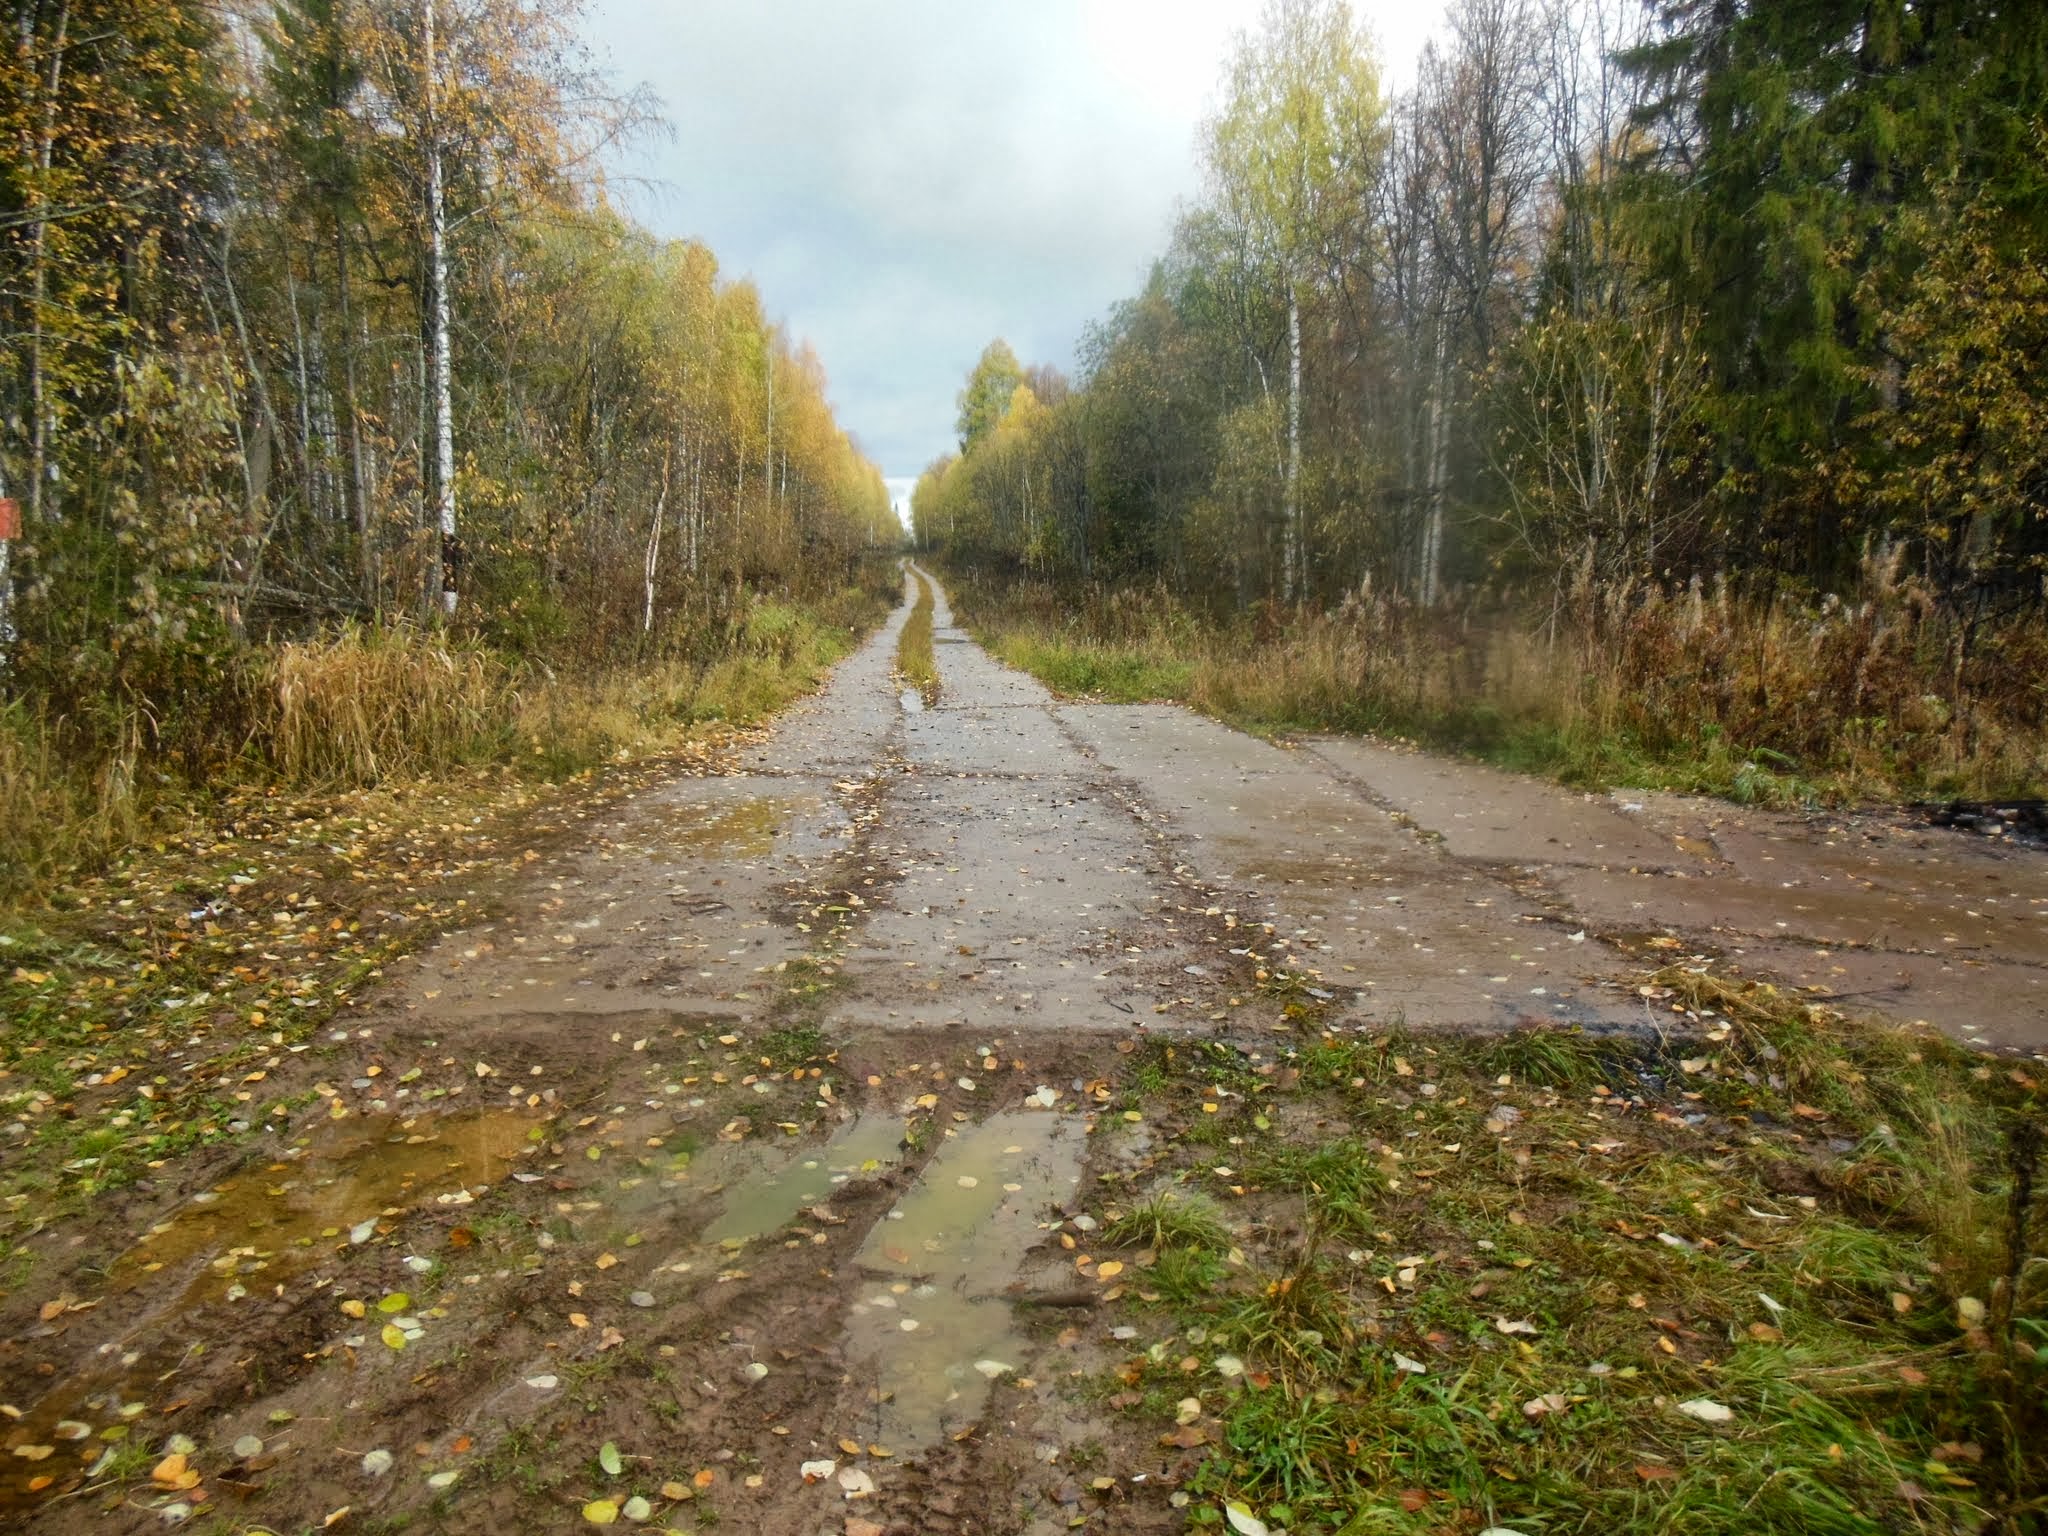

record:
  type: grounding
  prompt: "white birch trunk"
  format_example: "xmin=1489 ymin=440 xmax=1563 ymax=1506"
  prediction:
xmin=424 ymin=0 xmax=459 ymax=615
xmin=1284 ymin=284 xmax=1303 ymax=605
xmin=762 ymin=352 xmax=774 ymax=515
xmin=334 ymin=213 xmax=372 ymax=594
xmin=687 ymin=443 xmax=701 ymax=576
xmin=643 ymin=449 xmax=670 ymax=635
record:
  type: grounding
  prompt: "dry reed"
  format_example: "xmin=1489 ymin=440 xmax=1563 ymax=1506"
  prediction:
xmin=957 ymin=559 xmax=2048 ymax=802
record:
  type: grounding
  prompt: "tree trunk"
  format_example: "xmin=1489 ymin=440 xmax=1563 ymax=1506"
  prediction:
xmin=687 ymin=441 xmax=701 ymax=576
xmin=643 ymin=446 xmax=670 ymax=636
xmin=26 ymin=1 xmax=69 ymax=531
xmin=732 ymin=448 xmax=744 ymax=571
xmin=1420 ymin=312 xmax=1450 ymax=607
xmin=1284 ymin=283 xmax=1303 ymax=604
xmin=334 ymin=212 xmax=373 ymax=601
xmin=423 ymin=0 xmax=459 ymax=616
xmin=762 ymin=349 xmax=775 ymax=518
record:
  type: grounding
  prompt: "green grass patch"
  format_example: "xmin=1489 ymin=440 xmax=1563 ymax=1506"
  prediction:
xmin=1090 ymin=973 xmax=2047 ymax=1534
xmin=985 ymin=630 xmax=1196 ymax=703
xmin=1105 ymin=1190 xmax=1234 ymax=1252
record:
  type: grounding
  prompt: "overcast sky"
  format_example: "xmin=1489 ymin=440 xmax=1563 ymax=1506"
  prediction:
xmin=577 ymin=1 xmax=1446 ymax=518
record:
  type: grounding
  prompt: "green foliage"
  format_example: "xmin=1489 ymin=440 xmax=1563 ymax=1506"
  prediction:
xmin=1621 ymin=0 xmax=2048 ymax=589
xmin=1838 ymin=169 xmax=2048 ymax=593
xmin=955 ymin=339 xmax=1026 ymax=453
xmin=916 ymin=0 xmax=2048 ymax=746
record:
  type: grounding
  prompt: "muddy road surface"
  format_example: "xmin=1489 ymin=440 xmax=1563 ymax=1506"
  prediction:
xmin=3 ymin=566 xmax=2042 ymax=1535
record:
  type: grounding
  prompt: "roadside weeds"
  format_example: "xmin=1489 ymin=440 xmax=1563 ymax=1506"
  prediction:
xmin=941 ymin=567 xmax=2048 ymax=809
xmin=1058 ymin=974 xmax=2047 ymax=1535
xmin=896 ymin=569 xmax=941 ymax=707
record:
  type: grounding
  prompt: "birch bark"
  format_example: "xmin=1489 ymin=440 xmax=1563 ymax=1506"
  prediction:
xmin=424 ymin=0 xmax=459 ymax=614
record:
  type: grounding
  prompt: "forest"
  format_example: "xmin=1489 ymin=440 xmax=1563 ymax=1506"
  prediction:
xmin=1 ymin=7 xmax=2044 ymax=1531
xmin=915 ymin=0 xmax=2048 ymax=802
xmin=0 ymin=0 xmax=899 ymax=893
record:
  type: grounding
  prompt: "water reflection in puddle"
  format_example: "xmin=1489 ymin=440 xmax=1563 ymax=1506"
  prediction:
xmin=1216 ymin=834 xmax=1371 ymax=892
xmin=1 ymin=1109 xmax=543 ymax=1510
xmin=0 ymin=1334 xmax=193 ymax=1515
xmin=843 ymin=1110 xmax=1081 ymax=1450
xmin=631 ymin=795 xmax=818 ymax=858
xmin=702 ymin=1114 xmax=906 ymax=1246
xmin=118 ymin=1109 xmax=545 ymax=1304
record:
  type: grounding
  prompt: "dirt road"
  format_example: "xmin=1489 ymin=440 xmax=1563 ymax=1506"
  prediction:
xmin=4 ymin=567 xmax=2041 ymax=1535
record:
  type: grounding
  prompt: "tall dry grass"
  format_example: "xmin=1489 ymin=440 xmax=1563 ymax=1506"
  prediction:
xmin=955 ymin=557 xmax=2048 ymax=803
xmin=262 ymin=625 xmax=517 ymax=785
xmin=0 ymin=704 xmax=147 ymax=897
xmin=0 ymin=586 xmax=890 ymax=905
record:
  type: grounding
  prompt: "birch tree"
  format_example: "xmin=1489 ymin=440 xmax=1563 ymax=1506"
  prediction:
xmin=1205 ymin=0 xmax=1381 ymax=603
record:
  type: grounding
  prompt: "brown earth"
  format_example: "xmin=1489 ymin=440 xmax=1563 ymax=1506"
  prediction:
xmin=2 ymin=565 xmax=2041 ymax=1536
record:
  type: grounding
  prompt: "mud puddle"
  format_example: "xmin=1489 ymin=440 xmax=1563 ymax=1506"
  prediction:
xmin=0 ymin=1335 xmax=195 ymax=1516
xmin=702 ymin=1113 xmax=907 ymax=1246
xmin=1216 ymin=834 xmax=1377 ymax=891
xmin=630 ymin=793 xmax=820 ymax=858
xmin=2 ymin=1109 xmax=545 ymax=1511
xmin=594 ymin=1113 xmax=904 ymax=1264
xmin=116 ymin=1109 xmax=545 ymax=1304
xmin=842 ymin=1110 xmax=1082 ymax=1450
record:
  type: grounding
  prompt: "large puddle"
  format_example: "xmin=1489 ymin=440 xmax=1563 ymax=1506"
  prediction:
xmin=701 ymin=1114 xmax=907 ymax=1246
xmin=2 ymin=1109 xmax=544 ymax=1510
xmin=840 ymin=1111 xmax=1082 ymax=1450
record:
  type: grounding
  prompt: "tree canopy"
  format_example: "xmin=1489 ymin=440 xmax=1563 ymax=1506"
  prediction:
xmin=0 ymin=0 xmax=897 ymax=734
xmin=914 ymin=0 xmax=2048 ymax=620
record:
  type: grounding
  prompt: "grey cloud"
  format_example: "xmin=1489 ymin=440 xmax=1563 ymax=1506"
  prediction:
xmin=581 ymin=1 xmax=1440 ymax=482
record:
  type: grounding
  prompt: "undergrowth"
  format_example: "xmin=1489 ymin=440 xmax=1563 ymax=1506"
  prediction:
xmin=945 ymin=560 xmax=2048 ymax=807
xmin=0 ymin=578 xmax=893 ymax=904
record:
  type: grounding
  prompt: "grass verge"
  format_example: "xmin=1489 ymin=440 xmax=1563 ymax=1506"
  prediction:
xmin=896 ymin=567 xmax=940 ymax=705
xmin=0 ymin=582 xmax=892 ymax=902
xmin=1083 ymin=977 xmax=2046 ymax=1534
xmin=944 ymin=566 xmax=2048 ymax=807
